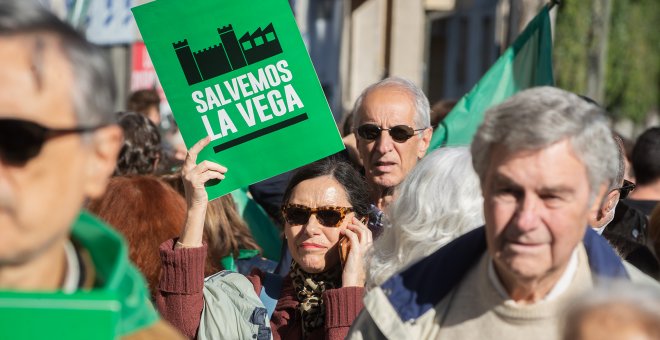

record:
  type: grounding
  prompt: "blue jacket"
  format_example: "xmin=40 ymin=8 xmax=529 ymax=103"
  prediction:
xmin=380 ymin=226 xmax=629 ymax=322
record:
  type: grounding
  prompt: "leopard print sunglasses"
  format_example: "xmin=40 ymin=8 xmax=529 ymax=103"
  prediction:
xmin=281 ymin=204 xmax=353 ymax=228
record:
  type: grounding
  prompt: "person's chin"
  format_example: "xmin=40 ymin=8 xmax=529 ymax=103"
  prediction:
xmin=369 ymin=172 xmax=402 ymax=188
xmin=495 ymin=255 xmax=547 ymax=281
xmin=297 ymin=255 xmax=327 ymax=273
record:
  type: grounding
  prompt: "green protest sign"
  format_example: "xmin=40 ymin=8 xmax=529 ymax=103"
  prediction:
xmin=132 ymin=0 xmax=344 ymax=199
xmin=0 ymin=290 xmax=120 ymax=339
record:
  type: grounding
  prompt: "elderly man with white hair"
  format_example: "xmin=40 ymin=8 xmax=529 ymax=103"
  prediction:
xmin=347 ymin=87 xmax=659 ymax=340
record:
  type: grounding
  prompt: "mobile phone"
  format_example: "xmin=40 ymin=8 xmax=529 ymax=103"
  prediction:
xmin=338 ymin=235 xmax=351 ymax=267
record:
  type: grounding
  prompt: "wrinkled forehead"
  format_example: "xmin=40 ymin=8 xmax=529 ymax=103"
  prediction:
xmin=0 ymin=33 xmax=75 ymax=125
xmin=357 ymin=86 xmax=416 ymax=125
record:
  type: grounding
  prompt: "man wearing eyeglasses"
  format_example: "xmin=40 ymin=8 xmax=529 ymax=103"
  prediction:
xmin=348 ymin=87 xmax=659 ymax=340
xmin=351 ymin=77 xmax=432 ymax=212
xmin=0 ymin=1 xmax=181 ymax=338
xmin=600 ymin=134 xmax=660 ymax=279
xmin=626 ymin=127 xmax=660 ymax=216
xmin=588 ymin=134 xmax=630 ymax=235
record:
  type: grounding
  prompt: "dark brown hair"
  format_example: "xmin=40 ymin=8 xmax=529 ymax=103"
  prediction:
xmin=127 ymin=89 xmax=160 ymax=115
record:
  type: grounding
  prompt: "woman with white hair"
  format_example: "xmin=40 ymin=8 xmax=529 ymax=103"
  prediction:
xmin=367 ymin=147 xmax=484 ymax=289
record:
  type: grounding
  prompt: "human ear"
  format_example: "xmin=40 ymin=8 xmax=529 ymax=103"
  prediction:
xmin=83 ymin=124 xmax=123 ymax=199
xmin=603 ymin=189 xmax=620 ymax=214
xmin=589 ymin=183 xmax=610 ymax=217
xmin=417 ymin=128 xmax=432 ymax=158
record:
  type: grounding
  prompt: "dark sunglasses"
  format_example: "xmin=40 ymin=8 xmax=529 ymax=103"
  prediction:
xmin=0 ymin=118 xmax=104 ymax=164
xmin=356 ymin=124 xmax=426 ymax=143
xmin=615 ymin=179 xmax=636 ymax=200
xmin=281 ymin=203 xmax=353 ymax=228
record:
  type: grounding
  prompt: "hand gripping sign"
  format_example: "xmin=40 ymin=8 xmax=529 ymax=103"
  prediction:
xmin=132 ymin=0 xmax=344 ymax=200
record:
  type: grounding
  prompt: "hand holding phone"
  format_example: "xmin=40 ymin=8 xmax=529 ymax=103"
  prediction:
xmin=338 ymin=235 xmax=351 ymax=267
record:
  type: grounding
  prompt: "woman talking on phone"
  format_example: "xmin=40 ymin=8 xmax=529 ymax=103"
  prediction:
xmin=155 ymin=137 xmax=373 ymax=340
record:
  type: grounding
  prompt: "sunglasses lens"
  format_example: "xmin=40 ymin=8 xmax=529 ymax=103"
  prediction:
xmin=316 ymin=209 xmax=343 ymax=227
xmin=0 ymin=120 xmax=44 ymax=164
xmin=389 ymin=125 xmax=415 ymax=142
xmin=357 ymin=124 xmax=381 ymax=140
xmin=284 ymin=206 xmax=310 ymax=225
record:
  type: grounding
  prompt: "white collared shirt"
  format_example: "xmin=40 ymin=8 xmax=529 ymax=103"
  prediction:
xmin=61 ymin=240 xmax=80 ymax=293
xmin=487 ymin=247 xmax=579 ymax=303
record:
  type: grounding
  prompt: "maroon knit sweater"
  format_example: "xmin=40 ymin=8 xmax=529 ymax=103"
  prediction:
xmin=155 ymin=239 xmax=365 ymax=340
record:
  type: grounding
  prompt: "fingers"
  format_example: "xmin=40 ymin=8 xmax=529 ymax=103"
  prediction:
xmin=345 ymin=216 xmax=373 ymax=247
xmin=181 ymin=137 xmax=228 ymax=187
xmin=190 ymin=160 xmax=228 ymax=177
xmin=340 ymin=219 xmax=369 ymax=287
xmin=184 ymin=136 xmax=211 ymax=170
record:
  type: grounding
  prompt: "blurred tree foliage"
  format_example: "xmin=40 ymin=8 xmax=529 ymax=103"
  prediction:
xmin=554 ymin=0 xmax=659 ymax=123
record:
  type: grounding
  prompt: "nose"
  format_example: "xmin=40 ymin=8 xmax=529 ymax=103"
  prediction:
xmin=374 ymin=130 xmax=395 ymax=154
xmin=303 ymin=213 xmax=323 ymax=236
xmin=514 ymin=195 xmax=540 ymax=232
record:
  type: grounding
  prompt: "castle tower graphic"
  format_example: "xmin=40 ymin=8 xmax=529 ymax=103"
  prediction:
xmin=173 ymin=23 xmax=282 ymax=86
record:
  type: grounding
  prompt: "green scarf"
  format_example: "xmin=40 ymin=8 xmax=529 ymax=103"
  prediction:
xmin=71 ymin=210 xmax=159 ymax=335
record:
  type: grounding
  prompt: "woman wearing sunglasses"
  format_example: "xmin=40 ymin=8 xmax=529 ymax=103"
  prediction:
xmin=155 ymin=137 xmax=373 ymax=340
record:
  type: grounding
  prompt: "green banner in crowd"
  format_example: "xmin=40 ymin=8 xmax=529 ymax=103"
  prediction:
xmin=428 ymin=5 xmax=555 ymax=149
xmin=0 ymin=291 xmax=120 ymax=339
xmin=133 ymin=0 xmax=344 ymax=200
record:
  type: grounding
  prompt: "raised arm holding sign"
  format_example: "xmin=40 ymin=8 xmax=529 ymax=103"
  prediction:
xmin=132 ymin=0 xmax=344 ymax=201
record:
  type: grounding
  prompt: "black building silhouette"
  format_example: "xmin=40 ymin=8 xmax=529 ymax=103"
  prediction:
xmin=218 ymin=25 xmax=247 ymax=69
xmin=194 ymin=44 xmax=232 ymax=80
xmin=239 ymin=23 xmax=283 ymax=65
xmin=173 ymin=23 xmax=282 ymax=86
xmin=173 ymin=40 xmax=202 ymax=85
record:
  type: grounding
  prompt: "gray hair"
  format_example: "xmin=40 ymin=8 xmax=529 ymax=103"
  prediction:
xmin=471 ymin=86 xmax=617 ymax=202
xmin=562 ymin=282 xmax=660 ymax=340
xmin=0 ymin=0 xmax=117 ymax=127
xmin=352 ymin=76 xmax=431 ymax=131
xmin=366 ymin=147 xmax=484 ymax=289
xmin=610 ymin=134 xmax=626 ymax=191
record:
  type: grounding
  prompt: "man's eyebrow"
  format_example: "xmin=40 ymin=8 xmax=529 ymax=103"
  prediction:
xmin=492 ymin=174 xmax=573 ymax=194
xmin=538 ymin=186 xmax=574 ymax=195
xmin=491 ymin=173 xmax=519 ymax=187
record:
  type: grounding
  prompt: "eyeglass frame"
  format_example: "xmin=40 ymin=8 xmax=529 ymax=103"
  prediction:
xmin=0 ymin=118 xmax=106 ymax=164
xmin=355 ymin=123 xmax=428 ymax=143
xmin=613 ymin=179 xmax=636 ymax=200
xmin=281 ymin=203 xmax=354 ymax=228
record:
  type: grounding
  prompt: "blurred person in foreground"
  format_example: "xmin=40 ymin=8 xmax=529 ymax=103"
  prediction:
xmin=156 ymin=139 xmax=373 ymax=339
xmin=366 ymin=147 xmax=483 ymax=289
xmin=0 ymin=1 xmax=182 ymax=338
xmin=562 ymin=282 xmax=660 ymax=340
xmin=348 ymin=87 xmax=659 ymax=340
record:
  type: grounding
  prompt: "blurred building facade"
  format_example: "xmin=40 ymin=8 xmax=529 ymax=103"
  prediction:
xmin=42 ymin=0 xmax=547 ymax=122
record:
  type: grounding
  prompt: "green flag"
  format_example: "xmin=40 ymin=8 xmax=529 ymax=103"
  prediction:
xmin=428 ymin=5 xmax=554 ymax=149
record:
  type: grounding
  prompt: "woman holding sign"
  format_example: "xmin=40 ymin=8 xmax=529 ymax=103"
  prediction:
xmin=155 ymin=137 xmax=373 ymax=340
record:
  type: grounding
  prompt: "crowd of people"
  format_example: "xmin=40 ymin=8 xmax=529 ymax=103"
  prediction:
xmin=1 ymin=1 xmax=660 ymax=339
